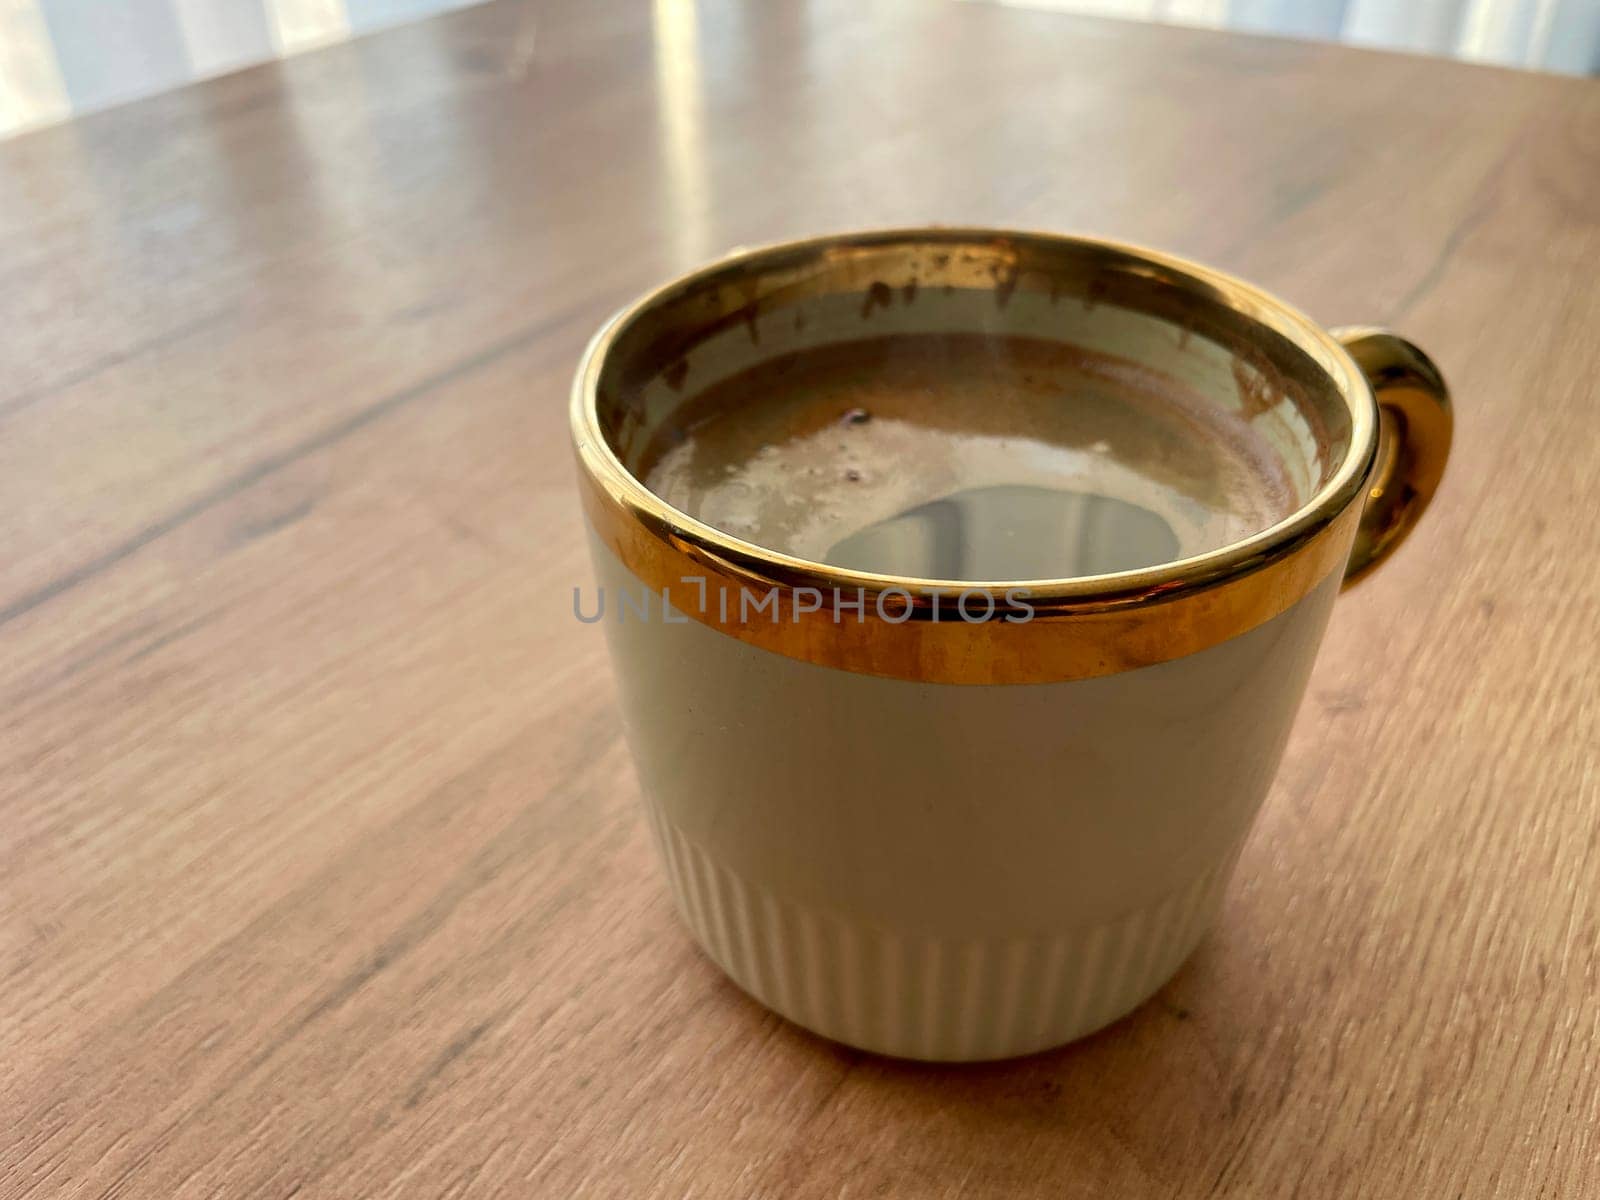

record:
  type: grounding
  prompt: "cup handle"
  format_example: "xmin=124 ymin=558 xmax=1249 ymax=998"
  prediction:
xmin=1332 ymin=327 xmax=1453 ymax=586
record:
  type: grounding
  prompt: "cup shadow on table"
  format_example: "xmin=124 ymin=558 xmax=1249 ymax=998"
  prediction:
xmin=694 ymin=935 xmax=1260 ymax=1186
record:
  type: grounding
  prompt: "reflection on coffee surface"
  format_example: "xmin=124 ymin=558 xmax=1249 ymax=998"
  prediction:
xmin=642 ymin=333 xmax=1296 ymax=581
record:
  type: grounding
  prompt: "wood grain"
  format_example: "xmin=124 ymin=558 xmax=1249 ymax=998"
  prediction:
xmin=1 ymin=1 xmax=1596 ymax=1196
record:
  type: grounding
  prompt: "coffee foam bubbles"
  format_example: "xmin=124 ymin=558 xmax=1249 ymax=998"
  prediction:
xmin=641 ymin=334 xmax=1297 ymax=581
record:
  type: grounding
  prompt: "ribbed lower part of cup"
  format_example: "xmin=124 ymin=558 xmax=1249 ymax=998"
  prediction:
xmin=642 ymin=804 xmax=1234 ymax=1062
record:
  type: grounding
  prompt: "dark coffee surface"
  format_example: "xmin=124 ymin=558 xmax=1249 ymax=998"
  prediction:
xmin=643 ymin=333 xmax=1297 ymax=580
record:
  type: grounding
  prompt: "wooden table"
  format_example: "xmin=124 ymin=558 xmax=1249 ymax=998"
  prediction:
xmin=3 ymin=1 xmax=1597 ymax=1195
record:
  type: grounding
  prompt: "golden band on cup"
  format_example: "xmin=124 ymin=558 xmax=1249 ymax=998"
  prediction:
xmin=571 ymin=228 xmax=1393 ymax=686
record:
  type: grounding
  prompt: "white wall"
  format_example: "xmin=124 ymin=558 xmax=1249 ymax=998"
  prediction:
xmin=0 ymin=0 xmax=483 ymax=137
xmin=982 ymin=0 xmax=1600 ymax=73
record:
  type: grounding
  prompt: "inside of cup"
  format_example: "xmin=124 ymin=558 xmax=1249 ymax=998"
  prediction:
xmin=592 ymin=233 xmax=1355 ymax=579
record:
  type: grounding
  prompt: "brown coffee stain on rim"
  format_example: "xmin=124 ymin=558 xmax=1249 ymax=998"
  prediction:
xmin=570 ymin=227 xmax=1378 ymax=684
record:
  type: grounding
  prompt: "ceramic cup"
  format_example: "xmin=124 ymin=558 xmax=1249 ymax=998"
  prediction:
xmin=570 ymin=229 xmax=1451 ymax=1061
